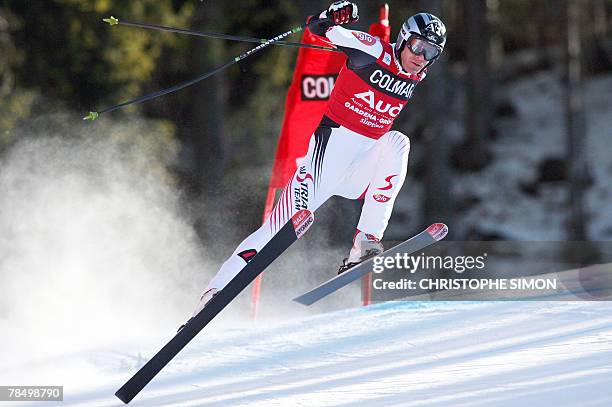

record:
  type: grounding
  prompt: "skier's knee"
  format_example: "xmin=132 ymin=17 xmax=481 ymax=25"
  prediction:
xmin=379 ymin=131 xmax=410 ymax=158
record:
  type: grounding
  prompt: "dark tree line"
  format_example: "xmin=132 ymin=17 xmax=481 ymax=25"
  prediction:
xmin=2 ymin=0 xmax=612 ymax=240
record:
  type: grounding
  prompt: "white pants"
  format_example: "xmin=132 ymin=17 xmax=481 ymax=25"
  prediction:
xmin=207 ymin=122 xmax=410 ymax=290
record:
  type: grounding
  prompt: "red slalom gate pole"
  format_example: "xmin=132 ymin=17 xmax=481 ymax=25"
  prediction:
xmin=250 ymin=185 xmax=278 ymax=319
xmin=362 ymin=273 xmax=372 ymax=306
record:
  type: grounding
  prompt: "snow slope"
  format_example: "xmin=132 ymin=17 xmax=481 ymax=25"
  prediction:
xmin=11 ymin=301 xmax=612 ymax=407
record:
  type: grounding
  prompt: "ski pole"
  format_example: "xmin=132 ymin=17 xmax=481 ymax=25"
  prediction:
xmin=102 ymin=16 xmax=336 ymax=52
xmin=84 ymin=20 xmax=327 ymax=121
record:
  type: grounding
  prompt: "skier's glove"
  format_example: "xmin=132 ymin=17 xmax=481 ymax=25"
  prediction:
xmin=326 ymin=1 xmax=359 ymax=26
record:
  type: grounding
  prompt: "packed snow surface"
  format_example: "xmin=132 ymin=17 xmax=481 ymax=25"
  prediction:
xmin=5 ymin=301 xmax=612 ymax=406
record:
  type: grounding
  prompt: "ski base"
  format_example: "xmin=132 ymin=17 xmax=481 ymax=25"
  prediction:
xmin=115 ymin=210 xmax=314 ymax=404
xmin=293 ymin=223 xmax=448 ymax=306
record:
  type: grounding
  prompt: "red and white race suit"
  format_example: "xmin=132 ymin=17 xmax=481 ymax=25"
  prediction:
xmin=203 ymin=24 xmax=424 ymax=293
xmin=323 ymin=28 xmax=424 ymax=139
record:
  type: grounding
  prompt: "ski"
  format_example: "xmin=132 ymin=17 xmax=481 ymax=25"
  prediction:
xmin=115 ymin=209 xmax=314 ymax=404
xmin=293 ymin=223 xmax=448 ymax=306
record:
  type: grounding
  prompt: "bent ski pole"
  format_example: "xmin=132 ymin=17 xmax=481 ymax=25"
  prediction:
xmin=84 ymin=21 xmax=323 ymax=121
xmin=102 ymin=16 xmax=336 ymax=52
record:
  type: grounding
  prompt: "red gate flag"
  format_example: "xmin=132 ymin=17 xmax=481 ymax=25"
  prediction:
xmin=269 ymin=5 xmax=392 ymax=188
xmin=369 ymin=4 xmax=391 ymax=44
xmin=268 ymin=29 xmax=346 ymax=188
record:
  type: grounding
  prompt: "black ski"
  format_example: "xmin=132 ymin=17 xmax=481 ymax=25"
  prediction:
xmin=115 ymin=210 xmax=314 ymax=404
xmin=293 ymin=223 xmax=448 ymax=306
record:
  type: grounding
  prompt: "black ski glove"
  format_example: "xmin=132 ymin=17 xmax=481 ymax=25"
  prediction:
xmin=326 ymin=1 xmax=359 ymax=25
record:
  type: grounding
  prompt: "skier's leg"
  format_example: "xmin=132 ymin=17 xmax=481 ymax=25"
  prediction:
xmin=355 ymin=130 xmax=410 ymax=238
xmin=192 ymin=185 xmax=312 ymax=317
xmin=335 ymin=130 xmax=410 ymax=264
xmin=204 ymin=181 xmax=297 ymax=291
xmin=193 ymin=122 xmax=369 ymax=314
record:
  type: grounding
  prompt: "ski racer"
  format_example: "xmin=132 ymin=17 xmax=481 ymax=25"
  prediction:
xmin=189 ymin=1 xmax=447 ymax=317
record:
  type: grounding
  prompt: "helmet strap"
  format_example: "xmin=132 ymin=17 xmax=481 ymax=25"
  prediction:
xmin=419 ymin=59 xmax=435 ymax=74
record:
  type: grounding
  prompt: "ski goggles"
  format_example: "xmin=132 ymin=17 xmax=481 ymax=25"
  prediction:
xmin=408 ymin=37 xmax=442 ymax=61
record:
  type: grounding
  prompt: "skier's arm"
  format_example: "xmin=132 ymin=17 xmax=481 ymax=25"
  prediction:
xmin=308 ymin=2 xmax=382 ymax=68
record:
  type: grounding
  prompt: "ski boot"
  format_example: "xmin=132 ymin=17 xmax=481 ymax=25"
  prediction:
xmin=178 ymin=288 xmax=219 ymax=332
xmin=338 ymin=231 xmax=383 ymax=275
